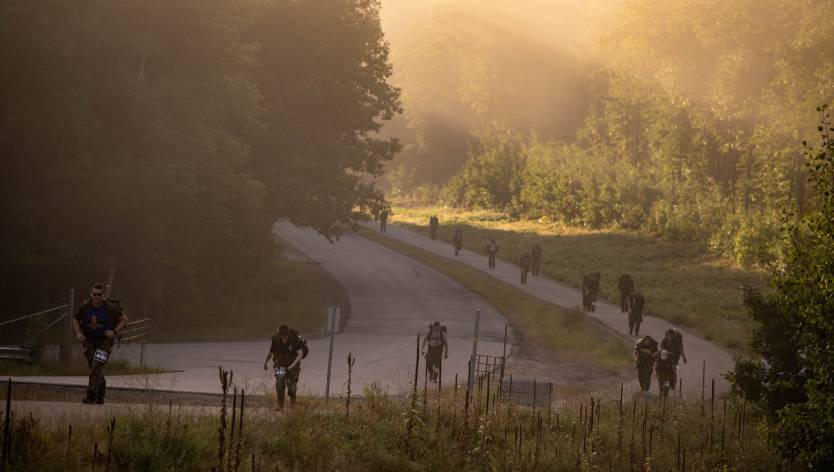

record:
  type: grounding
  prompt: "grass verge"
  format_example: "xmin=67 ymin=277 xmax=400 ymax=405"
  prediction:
xmin=360 ymin=228 xmax=631 ymax=370
xmin=0 ymin=358 xmax=166 ymax=376
xmin=2 ymin=380 xmax=780 ymax=471
xmin=389 ymin=205 xmax=766 ymax=352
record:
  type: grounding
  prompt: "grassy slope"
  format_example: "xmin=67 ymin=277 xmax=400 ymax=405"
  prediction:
xmin=390 ymin=206 xmax=765 ymax=352
xmin=361 ymin=228 xmax=631 ymax=370
xmin=156 ymin=247 xmax=337 ymax=342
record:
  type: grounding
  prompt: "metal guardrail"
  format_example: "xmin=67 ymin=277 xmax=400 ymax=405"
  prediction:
xmin=0 ymin=346 xmax=35 ymax=364
xmin=118 ymin=317 xmax=151 ymax=367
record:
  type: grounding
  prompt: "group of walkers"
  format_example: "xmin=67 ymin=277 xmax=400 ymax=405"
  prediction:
xmin=634 ymin=328 xmax=687 ymax=397
xmin=74 ymin=213 xmax=690 ymax=410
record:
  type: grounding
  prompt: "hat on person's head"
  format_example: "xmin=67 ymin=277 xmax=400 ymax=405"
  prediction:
xmin=278 ymin=325 xmax=289 ymax=336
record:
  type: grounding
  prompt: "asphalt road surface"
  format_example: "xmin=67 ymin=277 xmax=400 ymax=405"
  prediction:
xmin=370 ymin=222 xmax=735 ymax=397
xmin=5 ymin=222 xmax=510 ymax=398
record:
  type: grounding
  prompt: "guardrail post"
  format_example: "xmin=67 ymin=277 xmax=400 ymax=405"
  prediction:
xmin=60 ymin=288 xmax=75 ymax=365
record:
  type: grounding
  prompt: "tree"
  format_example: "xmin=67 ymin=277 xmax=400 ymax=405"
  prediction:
xmin=730 ymin=105 xmax=834 ymax=468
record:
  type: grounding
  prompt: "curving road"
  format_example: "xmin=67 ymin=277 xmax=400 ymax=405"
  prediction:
xmin=5 ymin=223 xmax=511 ymax=397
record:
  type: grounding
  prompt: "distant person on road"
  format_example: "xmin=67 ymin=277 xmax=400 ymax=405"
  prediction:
xmin=628 ymin=290 xmax=646 ymax=336
xmin=655 ymin=349 xmax=676 ymax=397
xmin=519 ymin=252 xmax=532 ymax=284
xmin=581 ymin=272 xmax=601 ymax=312
xmin=422 ymin=321 xmax=448 ymax=383
xmin=379 ymin=209 xmax=389 ymax=232
xmin=634 ymin=335 xmax=658 ymax=393
xmin=264 ymin=325 xmax=307 ymax=410
xmin=73 ymin=283 xmax=128 ymax=405
xmin=660 ymin=328 xmax=687 ymax=391
xmin=618 ymin=274 xmax=634 ymax=313
xmin=486 ymin=238 xmax=499 ymax=269
xmin=429 ymin=215 xmax=439 ymax=240
xmin=530 ymin=243 xmax=542 ymax=276
xmin=452 ymin=228 xmax=463 ymax=255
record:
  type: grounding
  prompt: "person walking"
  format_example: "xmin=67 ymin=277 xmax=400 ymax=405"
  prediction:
xmin=531 ymin=243 xmax=542 ymax=276
xmin=73 ymin=283 xmax=128 ymax=405
xmin=452 ymin=228 xmax=463 ymax=255
xmin=263 ymin=325 xmax=307 ymax=410
xmin=429 ymin=215 xmax=439 ymax=240
xmin=660 ymin=328 xmax=687 ymax=392
xmin=379 ymin=209 xmax=389 ymax=232
xmin=519 ymin=252 xmax=532 ymax=284
xmin=628 ymin=290 xmax=646 ymax=336
xmin=633 ymin=335 xmax=658 ymax=393
xmin=485 ymin=238 xmax=499 ymax=269
xmin=581 ymin=272 xmax=601 ymax=312
xmin=421 ymin=321 xmax=449 ymax=383
xmin=618 ymin=274 xmax=634 ymax=313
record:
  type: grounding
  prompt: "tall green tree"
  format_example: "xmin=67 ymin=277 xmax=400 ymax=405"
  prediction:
xmin=730 ymin=106 xmax=834 ymax=467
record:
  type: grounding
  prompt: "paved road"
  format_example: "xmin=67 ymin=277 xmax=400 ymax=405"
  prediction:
xmin=5 ymin=223 xmax=510 ymax=397
xmin=369 ymin=223 xmax=735 ymax=397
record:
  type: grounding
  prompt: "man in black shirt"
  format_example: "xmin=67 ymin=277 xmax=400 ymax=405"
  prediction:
xmin=263 ymin=325 xmax=304 ymax=410
xmin=72 ymin=283 xmax=128 ymax=405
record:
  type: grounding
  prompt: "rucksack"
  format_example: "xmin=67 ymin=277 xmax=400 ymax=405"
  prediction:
xmin=291 ymin=329 xmax=309 ymax=359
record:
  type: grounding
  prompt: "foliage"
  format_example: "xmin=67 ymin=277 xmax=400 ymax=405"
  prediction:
xmin=0 ymin=0 xmax=399 ymax=331
xmin=730 ymin=106 xmax=834 ymax=468
xmin=390 ymin=0 xmax=833 ymax=270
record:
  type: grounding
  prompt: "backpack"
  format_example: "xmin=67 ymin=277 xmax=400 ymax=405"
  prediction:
xmin=290 ymin=329 xmax=309 ymax=359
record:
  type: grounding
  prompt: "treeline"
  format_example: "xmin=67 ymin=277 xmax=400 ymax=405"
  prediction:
xmin=0 ymin=0 xmax=399 ymax=329
xmin=392 ymin=0 xmax=833 ymax=269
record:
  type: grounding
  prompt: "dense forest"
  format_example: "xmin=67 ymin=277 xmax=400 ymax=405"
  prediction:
xmin=0 ymin=0 xmax=400 ymax=329
xmin=385 ymin=0 xmax=833 ymax=268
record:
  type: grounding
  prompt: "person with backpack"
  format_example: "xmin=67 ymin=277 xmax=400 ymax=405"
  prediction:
xmin=485 ymin=238 xmax=499 ymax=269
xmin=633 ymin=335 xmax=658 ymax=392
xmin=655 ymin=349 xmax=676 ymax=397
xmin=429 ymin=215 xmax=439 ymax=240
xmin=530 ymin=243 xmax=543 ymax=276
xmin=660 ymin=328 xmax=687 ymax=391
xmin=263 ymin=325 xmax=308 ymax=410
xmin=379 ymin=209 xmax=389 ymax=232
xmin=519 ymin=252 xmax=532 ymax=284
xmin=618 ymin=274 xmax=635 ymax=313
xmin=452 ymin=228 xmax=463 ymax=255
xmin=73 ymin=283 xmax=128 ymax=405
xmin=421 ymin=321 xmax=448 ymax=383
xmin=628 ymin=289 xmax=646 ymax=336
xmin=582 ymin=272 xmax=601 ymax=312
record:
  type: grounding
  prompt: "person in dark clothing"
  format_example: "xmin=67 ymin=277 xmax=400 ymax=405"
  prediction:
xmin=660 ymin=328 xmax=687 ymax=391
xmin=655 ymin=349 xmax=676 ymax=397
xmin=634 ymin=335 xmax=658 ymax=392
xmin=628 ymin=290 xmax=646 ymax=336
xmin=486 ymin=238 xmax=499 ymax=269
xmin=519 ymin=252 xmax=532 ymax=284
xmin=530 ymin=244 xmax=542 ymax=276
xmin=379 ymin=209 xmax=389 ymax=232
xmin=263 ymin=325 xmax=305 ymax=410
xmin=421 ymin=321 xmax=449 ymax=383
xmin=73 ymin=283 xmax=128 ymax=405
xmin=618 ymin=274 xmax=635 ymax=313
xmin=581 ymin=272 xmax=601 ymax=312
xmin=452 ymin=228 xmax=463 ymax=255
xmin=429 ymin=215 xmax=439 ymax=240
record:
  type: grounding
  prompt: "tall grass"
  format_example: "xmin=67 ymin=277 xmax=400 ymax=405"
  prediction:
xmin=388 ymin=205 xmax=766 ymax=352
xmin=1 ymin=376 xmax=788 ymax=471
